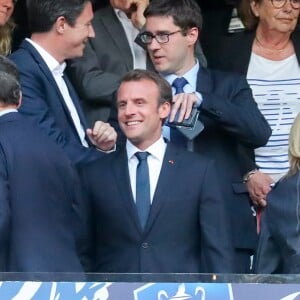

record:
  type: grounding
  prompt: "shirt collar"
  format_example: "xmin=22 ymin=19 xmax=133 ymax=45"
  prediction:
xmin=114 ymin=8 xmax=130 ymax=21
xmin=26 ymin=38 xmax=66 ymax=75
xmin=126 ymin=136 xmax=167 ymax=161
xmin=164 ymin=59 xmax=199 ymax=92
xmin=0 ymin=108 xmax=18 ymax=117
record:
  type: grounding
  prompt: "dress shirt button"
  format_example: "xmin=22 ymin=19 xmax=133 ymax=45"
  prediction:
xmin=141 ymin=242 xmax=149 ymax=249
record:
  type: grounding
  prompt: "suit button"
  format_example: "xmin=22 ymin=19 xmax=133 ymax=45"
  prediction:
xmin=141 ymin=242 xmax=149 ymax=249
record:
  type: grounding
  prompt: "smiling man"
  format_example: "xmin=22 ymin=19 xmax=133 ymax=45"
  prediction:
xmin=78 ymin=69 xmax=234 ymax=273
xmin=10 ymin=0 xmax=117 ymax=165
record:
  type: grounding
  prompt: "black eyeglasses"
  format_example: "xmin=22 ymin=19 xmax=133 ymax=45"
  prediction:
xmin=270 ymin=0 xmax=300 ymax=9
xmin=139 ymin=30 xmax=182 ymax=45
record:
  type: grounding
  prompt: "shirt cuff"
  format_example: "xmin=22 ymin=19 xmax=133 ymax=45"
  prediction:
xmin=194 ymin=91 xmax=203 ymax=108
xmin=97 ymin=144 xmax=116 ymax=153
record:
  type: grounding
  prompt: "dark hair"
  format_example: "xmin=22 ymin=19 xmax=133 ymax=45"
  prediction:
xmin=0 ymin=55 xmax=19 ymax=80
xmin=0 ymin=71 xmax=21 ymax=106
xmin=120 ymin=69 xmax=172 ymax=106
xmin=26 ymin=0 xmax=92 ymax=33
xmin=238 ymin=0 xmax=261 ymax=30
xmin=144 ymin=0 xmax=202 ymax=32
xmin=238 ymin=0 xmax=300 ymax=30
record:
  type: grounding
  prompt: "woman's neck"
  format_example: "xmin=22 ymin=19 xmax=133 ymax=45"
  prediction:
xmin=255 ymin=28 xmax=291 ymax=51
xmin=253 ymin=27 xmax=294 ymax=60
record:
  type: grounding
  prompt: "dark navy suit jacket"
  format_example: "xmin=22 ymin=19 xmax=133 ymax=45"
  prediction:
xmin=78 ymin=144 xmax=234 ymax=273
xmin=0 ymin=112 xmax=83 ymax=272
xmin=9 ymin=39 xmax=103 ymax=165
xmin=254 ymin=171 xmax=300 ymax=274
xmin=188 ymin=67 xmax=271 ymax=251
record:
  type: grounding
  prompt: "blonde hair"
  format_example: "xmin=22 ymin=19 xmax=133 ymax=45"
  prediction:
xmin=288 ymin=114 xmax=300 ymax=176
xmin=0 ymin=19 xmax=15 ymax=56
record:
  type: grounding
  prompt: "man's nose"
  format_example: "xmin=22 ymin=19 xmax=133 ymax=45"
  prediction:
xmin=147 ymin=37 xmax=161 ymax=50
xmin=88 ymin=24 xmax=95 ymax=38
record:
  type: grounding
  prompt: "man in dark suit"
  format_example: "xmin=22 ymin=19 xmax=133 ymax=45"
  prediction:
xmin=79 ymin=69 xmax=234 ymax=273
xmin=9 ymin=0 xmax=117 ymax=165
xmin=139 ymin=0 xmax=272 ymax=272
xmin=0 ymin=55 xmax=83 ymax=272
xmin=67 ymin=0 xmax=151 ymax=126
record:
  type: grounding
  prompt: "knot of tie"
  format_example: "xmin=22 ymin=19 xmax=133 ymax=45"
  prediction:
xmin=172 ymin=77 xmax=188 ymax=94
xmin=135 ymin=151 xmax=149 ymax=162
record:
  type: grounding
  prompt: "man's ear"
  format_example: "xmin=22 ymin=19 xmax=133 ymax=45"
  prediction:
xmin=16 ymin=91 xmax=22 ymax=109
xmin=187 ymin=27 xmax=199 ymax=47
xmin=159 ymin=100 xmax=171 ymax=120
xmin=55 ymin=16 xmax=67 ymax=34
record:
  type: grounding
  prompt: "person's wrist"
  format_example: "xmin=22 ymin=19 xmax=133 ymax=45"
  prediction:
xmin=243 ymin=169 xmax=258 ymax=183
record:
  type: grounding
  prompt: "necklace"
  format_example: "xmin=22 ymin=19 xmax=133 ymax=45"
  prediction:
xmin=255 ymin=36 xmax=290 ymax=53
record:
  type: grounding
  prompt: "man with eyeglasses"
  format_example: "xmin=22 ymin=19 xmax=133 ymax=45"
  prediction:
xmin=139 ymin=0 xmax=272 ymax=273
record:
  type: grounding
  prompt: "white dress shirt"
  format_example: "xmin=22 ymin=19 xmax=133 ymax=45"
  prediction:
xmin=127 ymin=136 xmax=167 ymax=203
xmin=114 ymin=9 xmax=147 ymax=70
xmin=164 ymin=59 xmax=202 ymax=105
xmin=26 ymin=38 xmax=88 ymax=147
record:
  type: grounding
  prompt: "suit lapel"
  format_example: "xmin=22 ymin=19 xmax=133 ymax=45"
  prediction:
xmin=111 ymin=150 xmax=142 ymax=232
xmin=145 ymin=144 xmax=181 ymax=231
xmin=98 ymin=7 xmax=133 ymax=70
xmin=21 ymin=41 xmax=66 ymax=107
xmin=62 ymin=74 xmax=88 ymax=129
xmin=196 ymin=66 xmax=214 ymax=94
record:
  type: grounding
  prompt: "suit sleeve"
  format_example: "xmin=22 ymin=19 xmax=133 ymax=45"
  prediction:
xmin=75 ymin=163 xmax=97 ymax=272
xmin=200 ymin=73 xmax=271 ymax=148
xmin=199 ymin=159 xmax=235 ymax=273
xmin=0 ymin=145 xmax=11 ymax=270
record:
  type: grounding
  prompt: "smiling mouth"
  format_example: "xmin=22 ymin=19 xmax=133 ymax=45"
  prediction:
xmin=126 ymin=121 xmax=142 ymax=126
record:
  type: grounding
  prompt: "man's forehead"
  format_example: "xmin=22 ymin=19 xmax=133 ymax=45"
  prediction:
xmin=145 ymin=15 xmax=176 ymax=29
xmin=118 ymin=79 xmax=159 ymax=96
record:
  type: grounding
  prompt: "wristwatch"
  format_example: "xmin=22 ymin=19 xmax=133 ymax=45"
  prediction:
xmin=243 ymin=169 xmax=258 ymax=183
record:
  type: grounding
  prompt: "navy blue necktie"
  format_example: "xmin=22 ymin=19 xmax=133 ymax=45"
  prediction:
xmin=172 ymin=77 xmax=188 ymax=94
xmin=171 ymin=77 xmax=204 ymax=151
xmin=135 ymin=152 xmax=150 ymax=229
xmin=170 ymin=77 xmax=188 ymax=145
